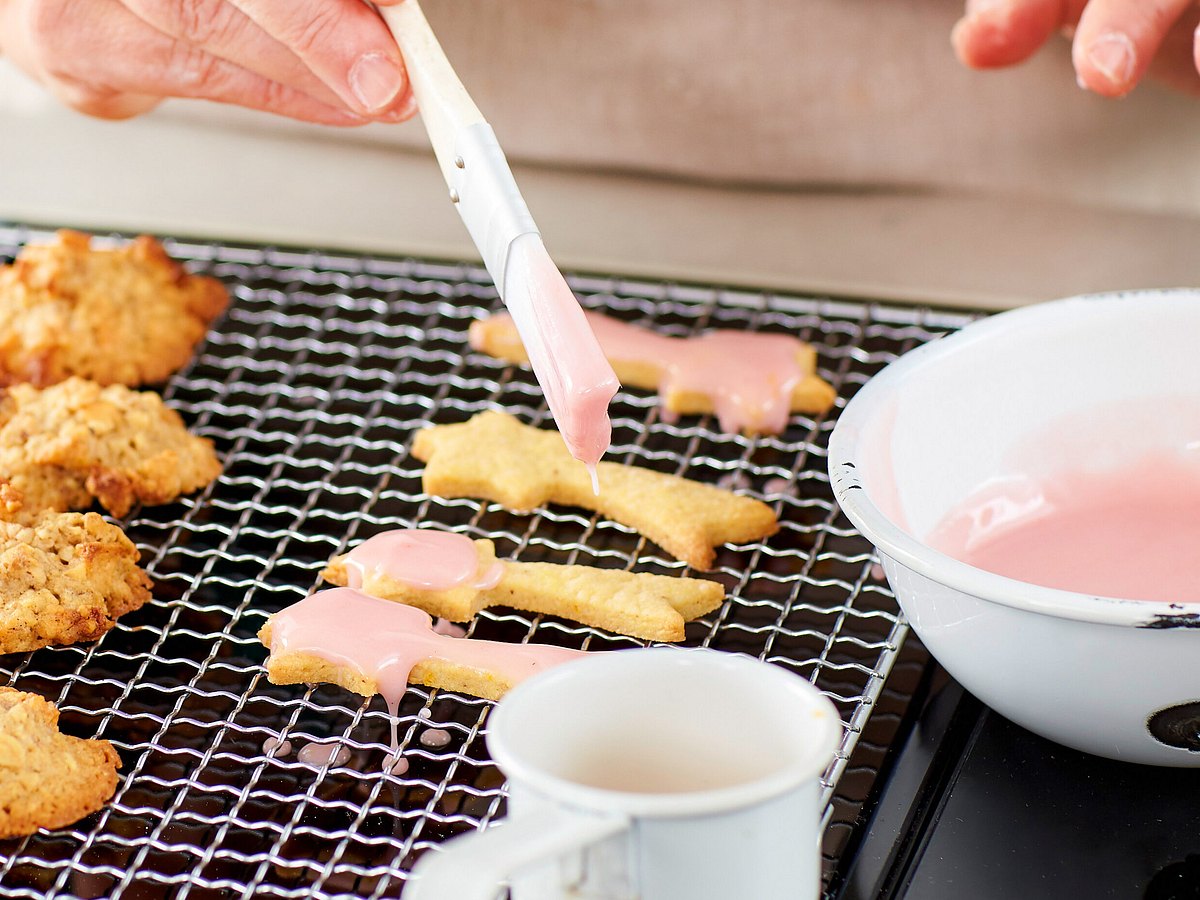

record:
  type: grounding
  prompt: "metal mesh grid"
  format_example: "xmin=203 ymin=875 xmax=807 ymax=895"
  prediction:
xmin=0 ymin=223 xmax=973 ymax=899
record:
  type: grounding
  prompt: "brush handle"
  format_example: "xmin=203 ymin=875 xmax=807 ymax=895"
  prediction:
xmin=377 ymin=0 xmax=481 ymax=183
xmin=378 ymin=0 xmax=538 ymax=289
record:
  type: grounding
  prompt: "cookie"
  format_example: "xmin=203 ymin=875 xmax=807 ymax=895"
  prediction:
xmin=0 ymin=483 xmax=152 ymax=654
xmin=0 ymin=688 xmax=121 ymax=838
xmin=0 ymin=230 xmax=228 ymax=387
xmin=0 ymin=378 xmax=222 ymax=516
xmin=322 ymin=529 xmax=724 ymax=641
xmin=470 ymin=310 xmax=837 ymax=434
xmin=259 ymin=588 xmax=584 ymax=703
xmin=411 ymin=411 xmax=779 ymax=569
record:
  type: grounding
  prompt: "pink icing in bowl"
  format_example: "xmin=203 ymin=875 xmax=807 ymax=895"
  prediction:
xmin=829 ymin=290 xmax=1200 ymax=766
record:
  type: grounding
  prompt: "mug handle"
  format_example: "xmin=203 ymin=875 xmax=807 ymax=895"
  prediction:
xmin=404 ymin=807 xmax=629 ymax=900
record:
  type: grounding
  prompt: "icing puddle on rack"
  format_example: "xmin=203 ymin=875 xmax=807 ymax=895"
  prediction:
xmin=262 ymin=736 xmax=292 ymax=756
xmin=419 ymin=729 xmax=453 ymax=749
xmin=297 ymin=742 xmax=352 ymax=768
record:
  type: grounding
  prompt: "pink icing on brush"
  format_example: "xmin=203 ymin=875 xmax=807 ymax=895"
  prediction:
xmin=267 ymin=589 xmax=585 ymax=714
xmin=343 ymin=530 xmax=504 ymax=592
xmin=501 ymin=235 xmax=619 ymax=489
xmin=477 ymin=310 xmax=809 ymax=435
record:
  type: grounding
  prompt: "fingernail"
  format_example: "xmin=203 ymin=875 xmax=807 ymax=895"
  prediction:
xmin=349 ymin=52 xmax=405 ymax=113
xmin=1086 ymin=32 xmax=1135 ymax=89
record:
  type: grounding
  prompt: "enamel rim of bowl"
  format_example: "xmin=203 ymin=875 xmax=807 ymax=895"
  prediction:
xmin=828 ymin=288 xmax=1200 ymax=629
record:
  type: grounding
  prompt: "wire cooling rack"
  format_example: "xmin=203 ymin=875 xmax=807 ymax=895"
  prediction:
xmin=0 ymin=223 xmax=971 ymax=899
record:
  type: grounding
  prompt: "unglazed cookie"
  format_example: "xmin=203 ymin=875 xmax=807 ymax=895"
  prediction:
xmin=0 ymin=378 xmax=222 ymax=516
xmin=0 ymin=230 xmax=228 ymax=387
xmin=411 ymin=411 xmax=779 ymax=569
xmin=0 ymin=483 xmax=152 ymax=654
xmin=0 ymin=688 xmax=121 ymax=838
xmin=322 ymin=529 xmax=725 ymax=641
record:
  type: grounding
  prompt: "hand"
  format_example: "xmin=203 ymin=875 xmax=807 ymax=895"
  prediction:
xmin=0 ymin=0 xmax=415 ymax=124
xmin=952 ymin=0 xmax=1200 ymax=98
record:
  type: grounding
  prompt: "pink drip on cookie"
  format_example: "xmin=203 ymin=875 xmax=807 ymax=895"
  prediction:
xmin=343 ymin=530 xmax=504 ymax=592
xmin=267 ymin=588 xmax=584 ymax=715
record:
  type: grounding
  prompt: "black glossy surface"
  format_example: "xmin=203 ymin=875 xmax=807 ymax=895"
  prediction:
xmin=845 ymin=679 xmax=1200 ymax=900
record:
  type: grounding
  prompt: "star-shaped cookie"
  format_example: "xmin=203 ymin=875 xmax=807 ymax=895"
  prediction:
xmin=323 ymin=531 xmax=724 ymax=641
xmin=411 ymin=411 xmax=779 ymax=569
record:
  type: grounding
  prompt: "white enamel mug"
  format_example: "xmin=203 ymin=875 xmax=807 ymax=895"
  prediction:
xmin=404 ymin=647 xmax=842 ymax=900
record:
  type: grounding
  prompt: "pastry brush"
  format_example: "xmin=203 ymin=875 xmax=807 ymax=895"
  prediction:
xmin=377 ymin=0 xmax=619 ymax=485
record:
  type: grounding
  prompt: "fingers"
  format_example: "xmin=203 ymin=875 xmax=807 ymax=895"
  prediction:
xmin=952 ymin=0 xmax=1087 ymax=69
xmin=1072 ymin=0 xmax=1195 ymax=96
xmin=1128 ymin=3 xmax=1200 ymax=97
xmin=21 ymin=0 xmax=369 ymax=125
xmin=952 ymin=0 xmax=1199 ymax=98
xmin=121 ymin=0 xmax=344 ymax=110
xmin=228 ymin=0 xmax=413 ymax=117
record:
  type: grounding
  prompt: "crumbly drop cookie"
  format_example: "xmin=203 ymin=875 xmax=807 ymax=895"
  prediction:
xmin=0 ymin=688 xmax=120 ymax=838
xmin=0 ymin=230 xmax=228 ymax=387
xmin=0 ymin=378 xmax=222 ymax=517
xmin=0 ymin=486 xmax=152 ymax=654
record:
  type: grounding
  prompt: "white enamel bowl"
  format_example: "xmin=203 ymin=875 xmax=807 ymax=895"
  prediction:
xmin=829 ymin=290 xmax=1200 ymax=766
